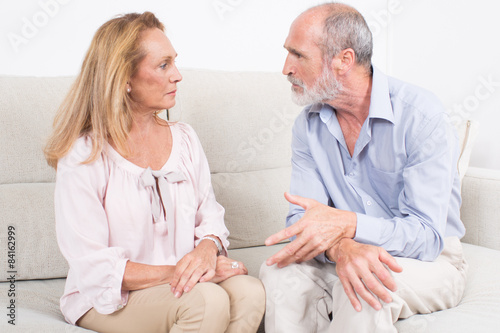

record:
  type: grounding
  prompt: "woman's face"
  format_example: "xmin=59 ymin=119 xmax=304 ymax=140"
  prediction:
xmin=128 ymin=28 xmax=182 ymax=114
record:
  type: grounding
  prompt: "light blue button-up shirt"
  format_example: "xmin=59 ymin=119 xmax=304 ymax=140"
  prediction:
xmin=287 ymin=67 xmax=465 ymax=261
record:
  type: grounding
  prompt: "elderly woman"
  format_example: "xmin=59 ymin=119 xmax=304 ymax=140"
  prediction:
xmin=44 ymin=12 xmax=265 ymax=333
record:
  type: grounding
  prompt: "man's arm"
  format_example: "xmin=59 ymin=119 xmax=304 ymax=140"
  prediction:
xmin=354 ymin=112 xmax=461 ymax=261
xmin=265 ymin=112 xmax=401 ymax=311
xmin=265 ymin=193 xmax=402 ymax=311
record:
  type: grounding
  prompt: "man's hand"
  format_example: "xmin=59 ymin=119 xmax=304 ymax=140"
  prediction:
xmin=327 ymin=238 xmax=403 ymax=312
xmin=170 ymin=238 xmax=218 ymax=298
xmin=265 ymin=192 xmax=357 ymax=268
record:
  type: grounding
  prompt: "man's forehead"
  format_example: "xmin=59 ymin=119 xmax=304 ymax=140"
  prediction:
xmin=284 ymin=14 xmax=323 ymax=52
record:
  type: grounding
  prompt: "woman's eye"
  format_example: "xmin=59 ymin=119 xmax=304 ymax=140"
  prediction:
xmin=160 ymin=63 xmax=167 ymax=69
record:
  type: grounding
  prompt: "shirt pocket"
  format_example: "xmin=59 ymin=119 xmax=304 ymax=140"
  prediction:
xmin=368 ymin=166 xmax=404 ymax=215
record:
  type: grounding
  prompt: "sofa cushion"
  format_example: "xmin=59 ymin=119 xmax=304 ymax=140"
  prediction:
xmin=460 ymin=167 xmax=500 ymax=251
xmin=212 ymin=167 xmax=291 ymax=249
xmin=0 ymin=76 xmax=72 ymax=185
xmin=394 ymin=242 xmax=500 ymax=331
xmin=0 ymin=278 xmax=92 ymax=332
xmin=0 ymin=183 xmax=68 ymax=281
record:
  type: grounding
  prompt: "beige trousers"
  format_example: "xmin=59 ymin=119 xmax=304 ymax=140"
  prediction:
xmin=260 ymin=237 xmax=467 ymax=333
xmin=78 ymin=275 xmax=265 ymax=333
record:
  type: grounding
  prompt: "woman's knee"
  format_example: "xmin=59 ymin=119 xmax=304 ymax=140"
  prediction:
xmin=185 ymin=282 xmax=231 ymax=328
xmin=221 ymin=275 xmax=265 ymax=308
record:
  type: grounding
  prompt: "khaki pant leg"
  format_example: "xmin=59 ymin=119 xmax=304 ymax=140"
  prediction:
xmin=218 ymin=275 xmax=266 ymax=333
xmin=259 ymin=260 xmax=339 ymax=333
xmin=77 ymin=282 xmax=230 ymax=333
xmin=329 ymin=237 xmax=468 ymax=333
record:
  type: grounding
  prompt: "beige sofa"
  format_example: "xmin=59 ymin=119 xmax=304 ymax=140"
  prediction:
xmin=1 ymin=70 xmax=500 ymax=332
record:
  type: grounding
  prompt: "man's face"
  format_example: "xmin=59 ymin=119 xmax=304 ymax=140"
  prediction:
xmin=283 ymin=15 xmax=342 ymax=106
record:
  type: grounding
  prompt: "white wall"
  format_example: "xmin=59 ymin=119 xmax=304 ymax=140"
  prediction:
xmin=1 ymin=0 xmax=499 ymax=169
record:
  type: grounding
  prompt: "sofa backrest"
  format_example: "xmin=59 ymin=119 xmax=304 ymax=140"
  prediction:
xmin=0 ymin=70 xmax=301 ymax=281
xmin=168 ymin=69 xmax=302 ymax=249
xmin=0 ymin=76 xmax=73 ymax=281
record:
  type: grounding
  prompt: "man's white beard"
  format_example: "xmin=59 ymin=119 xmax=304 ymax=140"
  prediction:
xmin=288 ymin=65 xmax=342 ymax=106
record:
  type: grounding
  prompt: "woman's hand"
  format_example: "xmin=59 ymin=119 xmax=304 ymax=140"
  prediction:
xmin=170 ymin=239 xmax=218 ymax=298
xmin=210 ymin=256 xmax=248 ymax=283
xmin=209 ymin=256 xmax=248 ymax=284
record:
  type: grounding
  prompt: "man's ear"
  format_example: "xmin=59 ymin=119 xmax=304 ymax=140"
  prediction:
xmin=335 ymin=48 xmax=355 ymax=74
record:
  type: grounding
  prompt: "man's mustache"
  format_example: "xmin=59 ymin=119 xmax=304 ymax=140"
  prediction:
xmin=287 ymin=74 xmax=304 ymax=88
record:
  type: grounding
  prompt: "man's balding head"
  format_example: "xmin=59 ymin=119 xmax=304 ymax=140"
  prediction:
xmin=299 ymin=2 xmax=373 ymax=70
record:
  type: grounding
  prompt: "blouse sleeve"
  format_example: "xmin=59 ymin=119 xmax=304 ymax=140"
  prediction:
xmin=179 ymin=124 xmax=230 ymax=254
xmin=55 ymin=137 xmax=129 ymax=314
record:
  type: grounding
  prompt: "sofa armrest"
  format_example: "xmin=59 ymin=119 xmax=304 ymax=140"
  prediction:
xmin=460 ymin=166 xmax=500 ymax=251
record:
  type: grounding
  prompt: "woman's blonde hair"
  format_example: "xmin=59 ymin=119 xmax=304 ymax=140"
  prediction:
xmin=44 ymin=12 xmax=165 ymax=169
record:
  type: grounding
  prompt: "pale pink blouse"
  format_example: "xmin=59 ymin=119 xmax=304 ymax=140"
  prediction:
xmin=54 ymin=122 xmax=229 ymax=325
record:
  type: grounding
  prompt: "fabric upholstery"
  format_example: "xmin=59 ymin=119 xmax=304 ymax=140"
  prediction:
xmin=0 ymin=183 xmax=68 ymax=281
xmin=460 ymin=166 xmax=500 ymax=251
xmin=212 ymin=167 xmax=291 ymax=249
xmin=0 ymin=76 xmax=72 ymax=184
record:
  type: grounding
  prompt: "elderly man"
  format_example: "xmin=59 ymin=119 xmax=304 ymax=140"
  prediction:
xmin=260 ymin=3 xmax=467 ymax=332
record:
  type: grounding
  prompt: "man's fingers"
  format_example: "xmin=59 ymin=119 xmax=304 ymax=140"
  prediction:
xmin=295 ymin=244 xmax=326 ymax=264
xmin=284 ymin=192 xmax=315 ymax=210
xmin=380 ymin=250 xmax=403 ymax=273
xmin=265 ymin=222 xmax=303 ymax=246
xmin=346 ymin=270 xmax=383 ymax=311
xmin=265 ymin=237 xmax=307 ymax=266
xmin=376 ymin=250 xmax=402 ymax=292
xmin=362 ymin=272 xmax=392 ymax=305
xmin=338 ymin=276 xmax=362 ymax=312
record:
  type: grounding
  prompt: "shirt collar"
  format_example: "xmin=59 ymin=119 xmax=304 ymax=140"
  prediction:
xmin=368 ymin=66 xmax=394 ymax=124
xmin=306 ymin=66 xmax=395 ymax=125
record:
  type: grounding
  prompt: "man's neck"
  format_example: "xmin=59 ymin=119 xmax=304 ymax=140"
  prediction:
xmin=327 ymin=67 xmax=372 ymax=126
xmin=325 ymin=67 xmax=373 ymax=156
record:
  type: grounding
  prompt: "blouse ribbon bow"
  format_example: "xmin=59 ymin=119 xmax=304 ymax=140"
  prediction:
xmin=140 ymin=167 xmax=187 ymax=224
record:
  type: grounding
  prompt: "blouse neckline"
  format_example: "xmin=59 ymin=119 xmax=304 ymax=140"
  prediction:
xmin=104 ymin=122 xmax=181 ymax=176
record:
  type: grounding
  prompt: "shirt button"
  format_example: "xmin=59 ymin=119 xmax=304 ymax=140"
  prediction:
xmin=349 ymin=172 xmax=354 ymax=177
xmin=367 ymin=200 xmax=372 ymax=206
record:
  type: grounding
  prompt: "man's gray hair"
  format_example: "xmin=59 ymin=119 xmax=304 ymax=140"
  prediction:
xmin=315 ymin=3 xmax=373 ymax=70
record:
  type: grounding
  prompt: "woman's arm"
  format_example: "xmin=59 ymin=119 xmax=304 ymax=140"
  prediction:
xmin=122 ymin=261 xmax=176 ymax=291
